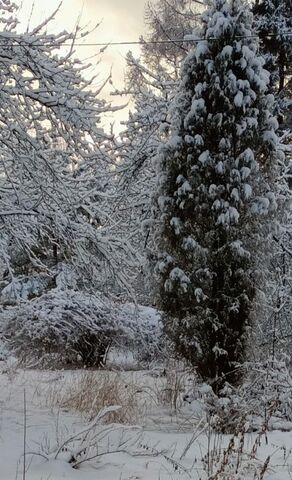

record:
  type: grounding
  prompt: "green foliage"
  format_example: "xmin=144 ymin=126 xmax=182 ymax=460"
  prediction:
xmin=151 ymin=0 xmax=281 ymax=388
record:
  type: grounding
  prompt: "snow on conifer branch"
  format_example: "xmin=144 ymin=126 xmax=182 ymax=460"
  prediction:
xmin=151 ymin=0 xmax=285 ymax=388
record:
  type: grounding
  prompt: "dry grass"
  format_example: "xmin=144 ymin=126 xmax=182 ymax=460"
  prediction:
xmin=202 ymin=405 xmax=279 ymax=479
xmin=156 ymin=369 xmax=196 ymax=410
xmin=37 ymin=367 xmax=199 ymax=430
xmin=48 ymin=371 xmax=150 ymax=425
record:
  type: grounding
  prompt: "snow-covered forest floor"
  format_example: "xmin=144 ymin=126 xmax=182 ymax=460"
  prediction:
xmin=1 ymin=364 xmax=292 ymax=480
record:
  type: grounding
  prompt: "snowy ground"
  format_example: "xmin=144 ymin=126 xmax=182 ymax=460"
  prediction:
xmin=1 ymin=365 xmax=292 ymax=479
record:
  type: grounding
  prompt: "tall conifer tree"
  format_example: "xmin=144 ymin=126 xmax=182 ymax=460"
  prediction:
xmin=152 ymin=0 xmax=282 ymax=388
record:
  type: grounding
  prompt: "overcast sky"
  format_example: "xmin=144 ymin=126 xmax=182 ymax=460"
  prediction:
xmin=17 ymin=0 xmax=147 ymax=129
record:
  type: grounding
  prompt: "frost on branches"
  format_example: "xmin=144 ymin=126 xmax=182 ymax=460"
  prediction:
xmin=151 ymin=0 xmax=283 ymax=388
xmin=0 ymin=1 xmax=136 ymax=365
xmin=0 ymin=291 xmax=163 ymax=368
xmin=113 ymin=1 xmax=198 ymax=300
xmin=118 ymin=0 xmax=198 ymax=189
xmin=251 ymin=0 xmax=292 ymax=357
xmin=0 ymin=1 xmax=130 ymax=298
xmin=1 ymin=289 xmax=115 ymax=367
xmin=253 ymin=0 xmax=292 ymax=93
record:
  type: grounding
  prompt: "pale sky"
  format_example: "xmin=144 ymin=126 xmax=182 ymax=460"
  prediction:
xmin=17 ymin=0 xmax=147 ymax=129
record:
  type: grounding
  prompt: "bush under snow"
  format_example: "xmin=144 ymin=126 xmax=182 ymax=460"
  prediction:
xmin=1 ymin=289 xmax=118 ymax=368
xmin=0 ymin=290 xmax=163 ymax=368
xmin=116 ymin=303 xmax=164 ymax=364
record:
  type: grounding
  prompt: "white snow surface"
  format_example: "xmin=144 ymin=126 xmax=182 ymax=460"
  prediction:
xmin=1 ymin=366 xmax=292 ymax=479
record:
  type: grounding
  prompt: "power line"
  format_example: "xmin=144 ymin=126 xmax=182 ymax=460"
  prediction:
xmin=0 ymin=32 xmax=291 ymax=48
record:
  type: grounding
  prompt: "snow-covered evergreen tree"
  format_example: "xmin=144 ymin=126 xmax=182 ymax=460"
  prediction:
xmin=253 ymin=0 xmax=292 ymax=93
xmin=151 ymin=0 xmax=283 ymax=388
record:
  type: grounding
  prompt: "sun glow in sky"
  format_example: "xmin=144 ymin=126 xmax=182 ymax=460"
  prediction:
xmin=17 ymin=0 xmax=147 ymax=129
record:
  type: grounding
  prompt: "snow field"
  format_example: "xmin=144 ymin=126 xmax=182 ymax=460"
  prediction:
xmin=1 ymin=366 xmax=292 ymax=479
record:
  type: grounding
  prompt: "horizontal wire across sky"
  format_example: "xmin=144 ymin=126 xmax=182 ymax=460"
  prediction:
xmin=0 ymin=31 xmax=291 ymax=48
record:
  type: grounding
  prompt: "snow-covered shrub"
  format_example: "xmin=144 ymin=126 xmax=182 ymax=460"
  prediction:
xmin=196 ymin=358 xmax=292 ymax=433
xmin=1 ymin=289 xmax=119 ymax=368
xmin=243 ymin=358 xmax=292 ymax=431
xmin=0 ymin=293 xmax=165 ymax=368
xmin=0 ymin=274 xmax=53 ymax=305
xmin=116 ymin=303 xmax=164 ymax=364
